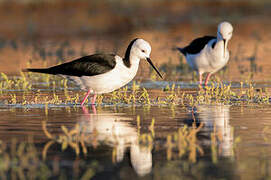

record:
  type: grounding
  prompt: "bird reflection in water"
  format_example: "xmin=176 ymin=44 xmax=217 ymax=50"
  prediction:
xmin=191 ymin=105 xmax=233 ymax=157
xmin=80 ymin=106 xmax=152 ymax=176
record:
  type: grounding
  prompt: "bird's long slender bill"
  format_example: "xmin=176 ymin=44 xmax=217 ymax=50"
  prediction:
xmin=223 ymin=39 xmax=226 ymax=58
xmin=146 ymin=58 xmax=163 ymax=79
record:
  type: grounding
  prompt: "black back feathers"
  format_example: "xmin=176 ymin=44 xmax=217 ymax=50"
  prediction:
xmin=25 ymin=54 xmax=117 ymax=77
xmin=179 ymin=36 xmax=216 ymax=55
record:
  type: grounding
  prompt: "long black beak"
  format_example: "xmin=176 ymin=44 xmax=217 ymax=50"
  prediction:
xmin=146 ymin=58 xmax=163 ymax=79
xmin=223 ymin=39 xmax=226 ymax=58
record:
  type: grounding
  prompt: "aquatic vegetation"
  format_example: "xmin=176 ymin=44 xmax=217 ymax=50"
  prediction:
xmin=1 ymin=72 xmax=271 ymax=108
xmin=165 ymin=121 xmax=203 ymax=163
xmin=42 ymin=121 xmax=89 ymax=157
xmin=0 ymin=138 xmax=47 ymax=179
xmin=0 ymin=137 xmax=103 ymax=179
xmin=0 ymin=103 xmax=243 ymax=178
xmin=42 ymin=115 xmax=155 ymax=158
xmin=137 ymin=116 xmax=154 ymax=150
xmin=41 ymin=112 xmax=241 ymax=167
xmin=0 ymin=72 xmax=32 ymax=91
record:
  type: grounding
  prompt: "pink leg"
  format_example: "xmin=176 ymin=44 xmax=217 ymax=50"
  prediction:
xmin=80 ymin=90 xmax=91 ymax=106
xmin=81 ymin=105 xmax=89 ymax=115
xmin=91 ymin=94 xmax=97 ymax=105
xmin=204 ymin=73 xmax=212 ymax=86
xmin=81 ymin=105 xmax=96 ymax=115
xmin=91 ymin=104 xmax=96 ymax=114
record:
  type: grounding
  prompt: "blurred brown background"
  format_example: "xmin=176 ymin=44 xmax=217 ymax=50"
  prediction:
xmin=0 ymin=0 xmax=270 ymax=82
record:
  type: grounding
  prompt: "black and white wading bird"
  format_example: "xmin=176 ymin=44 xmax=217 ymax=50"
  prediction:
xmin=24 ymin=38 xmax=163 ymax=105
xmin=176 ymin=21 xmax=233 ymax=87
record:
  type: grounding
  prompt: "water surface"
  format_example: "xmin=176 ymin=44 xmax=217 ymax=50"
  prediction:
xmin=0 ymin=98 xmax=271 ymax=179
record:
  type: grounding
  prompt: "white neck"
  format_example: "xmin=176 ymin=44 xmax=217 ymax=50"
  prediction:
xmin=128 ymin=56 xmax=140 ymax=77
xmin=129 ymin=52 xmax=141 ymax=67
xmin=215 ymin=38 xmax=228 ymax=58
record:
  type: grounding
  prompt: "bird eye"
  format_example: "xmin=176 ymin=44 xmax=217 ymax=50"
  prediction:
xmin=141 ymin=50 xmax=145 ymax=53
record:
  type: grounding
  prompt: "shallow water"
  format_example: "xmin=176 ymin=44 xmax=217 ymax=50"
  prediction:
xmin=0 ymin=1 xmax=271 ymax=179
xmin=1 ymin=88 xmax=271 ymax=179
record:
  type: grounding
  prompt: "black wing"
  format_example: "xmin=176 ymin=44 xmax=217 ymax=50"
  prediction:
xmin=24 ymin=53 xmax=117 ymax=77
xmin=179 ymin=36 xmax=216 ymax=55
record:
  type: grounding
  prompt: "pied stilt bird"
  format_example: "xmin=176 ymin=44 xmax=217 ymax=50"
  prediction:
xmin=176 ymin=21 xmax=233 ymax=86
xmin=24 ymin=38 xmax=163 ymax=105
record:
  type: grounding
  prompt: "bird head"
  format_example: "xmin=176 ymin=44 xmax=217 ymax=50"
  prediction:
xmin=217 ymin=22 xmax=233 ymax=58
xmin=129 ymin=38 xmax=163 ymax=79
xmin=217 ymin=21 xmax=233 ymax=41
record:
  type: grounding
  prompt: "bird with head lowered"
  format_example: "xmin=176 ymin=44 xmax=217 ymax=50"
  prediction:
xmin=176 ymin=21 xmax=233 ymax=87
xmin=24 ymin=38 xmax=163 ymax=105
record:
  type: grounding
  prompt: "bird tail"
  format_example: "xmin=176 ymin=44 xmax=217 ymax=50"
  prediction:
xmin=177 ymin=48 xmax=186 ymax=55
xmin=172 ymin=46 xmax=186 ymax=55
xmin=22 ymin=68 xmax=53 ymax=74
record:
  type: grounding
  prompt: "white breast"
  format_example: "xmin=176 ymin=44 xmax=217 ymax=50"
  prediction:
xmin=205 ymin=40 xmax=229 ymax=73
